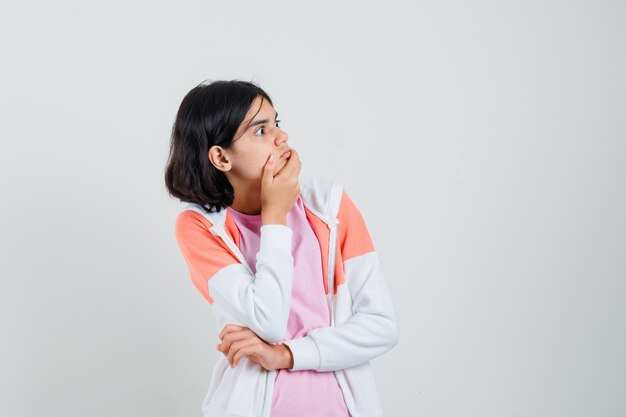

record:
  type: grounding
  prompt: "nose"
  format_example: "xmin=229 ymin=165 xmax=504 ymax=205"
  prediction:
xmin=275 ymin=128 xmax=288 ymax=147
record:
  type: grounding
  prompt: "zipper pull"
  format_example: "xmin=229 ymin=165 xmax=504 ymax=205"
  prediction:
xmin=328 ymin=218 xmax=340 ymax=229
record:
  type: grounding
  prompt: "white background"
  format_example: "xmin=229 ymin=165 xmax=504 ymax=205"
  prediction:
xmin=1 ymin=1 xmax=625 ymax=416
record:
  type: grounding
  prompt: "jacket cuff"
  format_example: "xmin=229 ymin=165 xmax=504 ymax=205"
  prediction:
xmin=282 ymin=336 xmax=320 ymax=371
xmin=260 ymin=225 xmax=292 ymax=253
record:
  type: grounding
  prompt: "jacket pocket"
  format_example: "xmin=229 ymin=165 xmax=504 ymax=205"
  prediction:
xmin=202 ymin=356 xmax=268 ymax=417
xmin=201 ymin=357 xmax=229 ymax=414
xmin=336 ymin=362 xmax=383 ymax=417
xmin=225 ymin=358 xmax=268 ymax=417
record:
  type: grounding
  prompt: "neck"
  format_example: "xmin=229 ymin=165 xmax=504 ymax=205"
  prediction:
xmin=229 ymin=179 xmax=262 ymax=214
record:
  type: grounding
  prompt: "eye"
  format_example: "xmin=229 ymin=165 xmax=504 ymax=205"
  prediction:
xmin=254 ymin=120 xmax=281 ymax=136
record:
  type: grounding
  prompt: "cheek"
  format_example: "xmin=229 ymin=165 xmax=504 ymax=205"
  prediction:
xmin=243 ymin=152 xmax=273 ymax=179
xmin=235 ymin=146 xmax=279 ymax=179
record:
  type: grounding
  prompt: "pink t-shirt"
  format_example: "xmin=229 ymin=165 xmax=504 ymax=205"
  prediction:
xmin=226 ymin=195 xmax=351 ymax=417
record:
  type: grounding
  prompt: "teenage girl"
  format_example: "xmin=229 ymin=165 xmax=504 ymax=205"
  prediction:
xmin=165 ymin=80 xmax=398 ymax=417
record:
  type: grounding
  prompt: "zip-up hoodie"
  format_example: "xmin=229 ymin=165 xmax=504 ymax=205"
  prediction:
xmin=175 ymin=177 xmax=399 ymax=417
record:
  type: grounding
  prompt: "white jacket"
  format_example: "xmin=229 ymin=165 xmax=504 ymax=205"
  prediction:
xmin=175 ymin=177 xmax=399 ymax=417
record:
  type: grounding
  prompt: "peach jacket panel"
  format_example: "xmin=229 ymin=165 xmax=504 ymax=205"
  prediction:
xmin=174 ymin=177 xmax=400 ymax=417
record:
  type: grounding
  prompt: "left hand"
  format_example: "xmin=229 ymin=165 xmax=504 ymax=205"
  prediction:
xmin=216 ymin=324 xmax=293 ymax=371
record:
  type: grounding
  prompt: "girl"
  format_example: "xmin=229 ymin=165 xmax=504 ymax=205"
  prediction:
xmin=165 ymin=80 xmax=399 ymax=417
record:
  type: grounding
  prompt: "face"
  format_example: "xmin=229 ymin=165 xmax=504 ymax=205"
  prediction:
xmin=209 ymin=95 xmax=290 ymax=182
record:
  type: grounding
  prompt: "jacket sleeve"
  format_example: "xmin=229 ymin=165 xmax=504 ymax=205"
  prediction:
xmin=282 ymin=191 xmax=399 ymax=371
xmin=175 ymin=210 xmax=294 ymax=343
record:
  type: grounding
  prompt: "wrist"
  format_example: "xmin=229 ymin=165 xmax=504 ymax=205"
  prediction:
xmin=278 ymin=343 xmax=294 ymax=369
xmin=262 ymin=212 xmax=287 ymax=226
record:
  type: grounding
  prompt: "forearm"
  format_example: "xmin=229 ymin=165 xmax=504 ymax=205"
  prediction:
xmin=282 ymin=313 xmax=398 ymax=372
xmin=283 ymin=251 xmax=399 ymax=371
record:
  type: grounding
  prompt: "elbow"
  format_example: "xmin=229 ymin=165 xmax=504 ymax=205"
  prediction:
xmin=370 ymin=314 xmax=400 ymax=351
xmin=390 ymin=323 xmax=400 ymax=348
xmin=385 ymin=317 xmax=400 ymax=349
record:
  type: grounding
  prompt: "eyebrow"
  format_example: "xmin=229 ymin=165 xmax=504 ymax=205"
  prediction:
xmin=247 ymin=111 xmax=279 ymax=130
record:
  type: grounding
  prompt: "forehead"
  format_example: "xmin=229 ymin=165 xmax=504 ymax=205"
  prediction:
xmin=244 ymin=95 xmax=274 ymax=119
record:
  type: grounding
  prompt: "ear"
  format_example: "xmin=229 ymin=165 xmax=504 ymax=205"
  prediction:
xmin=208 ymin=146 xmax=232 ymax=172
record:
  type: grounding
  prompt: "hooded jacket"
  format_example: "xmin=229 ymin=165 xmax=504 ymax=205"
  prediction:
xmin=175 ymin=177 xmax=399 ymax=417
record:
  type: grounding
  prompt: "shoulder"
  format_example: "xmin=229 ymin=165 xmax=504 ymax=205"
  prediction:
xmin=175 ymin=208 xmax=213 ymax=237
xmin=337 ymin=187 xmax=366 ymax=226
xmin=174 ymin=208 xmax=228 ymax=255
xmin=174 ymin=208 xmax=239 ymax=274
xmin=336 ymin=186 xmax=375 ymax=257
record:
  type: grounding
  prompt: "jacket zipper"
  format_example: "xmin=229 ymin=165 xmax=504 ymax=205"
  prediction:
xmin=326 ymin=217 xmax=340 ymax=326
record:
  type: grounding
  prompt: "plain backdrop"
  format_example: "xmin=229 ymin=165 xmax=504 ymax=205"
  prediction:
xmin=1 ymin=1 xmax=625 ymax=416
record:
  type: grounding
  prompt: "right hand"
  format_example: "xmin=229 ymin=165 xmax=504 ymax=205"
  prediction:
xmin=260 ymin=148 xmax=301 ymax=220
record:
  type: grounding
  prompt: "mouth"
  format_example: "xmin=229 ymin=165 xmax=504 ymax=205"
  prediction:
xmin=280 ymin=149 xmax=291 ymax=158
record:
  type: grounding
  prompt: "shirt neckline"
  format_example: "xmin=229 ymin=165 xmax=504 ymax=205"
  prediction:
xmin=226 ymin=195 xmax=303 ymax=223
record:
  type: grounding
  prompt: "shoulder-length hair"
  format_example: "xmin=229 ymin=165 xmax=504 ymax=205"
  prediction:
xmin=164 ymin=79 xmax=273 ymax=212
